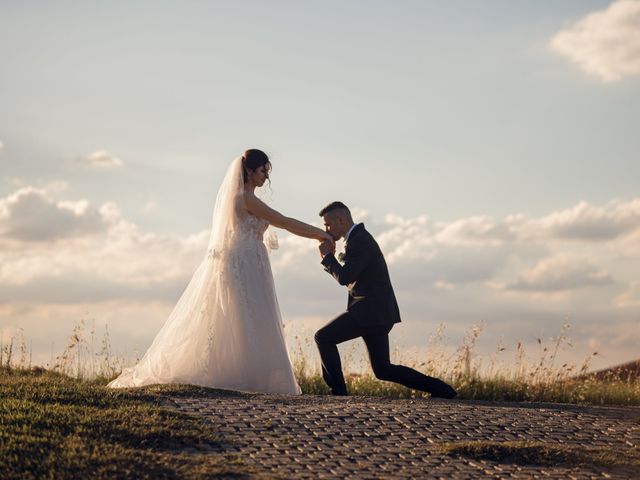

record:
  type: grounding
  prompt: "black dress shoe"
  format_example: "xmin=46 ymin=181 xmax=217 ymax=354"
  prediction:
xmin=430 ymin=386 xmax=457 ymax=399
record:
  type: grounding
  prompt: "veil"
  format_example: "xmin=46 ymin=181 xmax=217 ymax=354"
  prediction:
xmin=207 ymin=156 xmax=244 ymax=258
xmin=108 ymin=157 xmax=246 ymax=387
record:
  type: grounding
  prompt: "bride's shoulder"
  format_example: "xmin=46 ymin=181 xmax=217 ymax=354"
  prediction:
xmin=241 ymin=190 xmax=266 ymax=210
xmin=237 ymin=190 xmax=265 ymax=215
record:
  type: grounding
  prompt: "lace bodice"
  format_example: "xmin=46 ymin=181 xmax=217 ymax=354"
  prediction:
xmin=206 ymin=209 xmax=271 ymax=262
xmin=238 ymin=211 xmax=269 ymax=239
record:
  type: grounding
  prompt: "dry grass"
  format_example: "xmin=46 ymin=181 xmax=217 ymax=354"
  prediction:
xmin=4 ymin=320 xmax=640 ymax=405
xmin=291 ymin=322 xmax=640 ymax=405
xmin=437 ymin=440 xmax=640 ymax=470
xmin=1 ymin=318 xmax=129 ymax=381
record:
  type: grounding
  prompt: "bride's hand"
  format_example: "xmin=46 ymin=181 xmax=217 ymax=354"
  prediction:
xmin=319 ymin=239 xmax=335 ymax=258
xmin=319 ymin=231 xmax=334 ymax=244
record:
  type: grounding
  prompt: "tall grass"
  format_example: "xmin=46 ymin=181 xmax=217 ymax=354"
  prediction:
xmin=3 ymin=320 xmax=639 ymax=405
xmin=290 ymin=321 xmax=639 ymax=405
xmin=1 ymin=318 xmax=130 ymax=382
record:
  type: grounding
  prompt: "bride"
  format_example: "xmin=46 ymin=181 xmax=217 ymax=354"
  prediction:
xmin=108 ymin=149 xmax=332 ymax=394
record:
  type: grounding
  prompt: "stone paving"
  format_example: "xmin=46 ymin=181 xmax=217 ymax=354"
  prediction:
xmin=161 ymin=391 xmax=640 ymax=479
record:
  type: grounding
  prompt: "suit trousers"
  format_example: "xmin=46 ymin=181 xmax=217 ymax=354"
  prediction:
xmin=314 ymin=310 xmax=453 ymax=396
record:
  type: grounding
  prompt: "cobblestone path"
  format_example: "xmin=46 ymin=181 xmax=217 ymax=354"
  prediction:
xmin=161 ymin=391 xmax=640 ymax=479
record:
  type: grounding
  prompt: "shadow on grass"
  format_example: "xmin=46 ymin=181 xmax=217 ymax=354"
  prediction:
xmin=438 ymin=440 xmax=640 ymax=471
xmin=447 ymin=397 xmax=640 ymax=424
xmin=0 ymin=367 xmax=257 ymax=479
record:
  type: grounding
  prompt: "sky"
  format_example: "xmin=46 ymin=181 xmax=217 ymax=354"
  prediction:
xmin=1 ymin=1 xmax=639 ymax=373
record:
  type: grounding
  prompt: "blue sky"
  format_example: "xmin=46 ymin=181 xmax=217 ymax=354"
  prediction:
xmin=1 ymin=1 xmax=639 ymax=371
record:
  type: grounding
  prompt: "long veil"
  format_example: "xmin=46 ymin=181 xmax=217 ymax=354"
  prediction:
xmin=108 ymin=157 xmax=246 ymax=387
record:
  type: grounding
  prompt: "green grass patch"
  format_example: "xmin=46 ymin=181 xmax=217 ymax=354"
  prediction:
xmin=437 ymin=440 xmax=640 ymax=469
xmin=0 ymin=367 xmax=255 ymax=479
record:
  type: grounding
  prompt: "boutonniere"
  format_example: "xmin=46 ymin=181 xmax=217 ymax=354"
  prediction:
xmin=337 ymin=252 xmax=346 ymax=263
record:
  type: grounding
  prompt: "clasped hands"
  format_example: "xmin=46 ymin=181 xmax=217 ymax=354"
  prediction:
xmin=318 ymin=236 xmax=336 ymax=258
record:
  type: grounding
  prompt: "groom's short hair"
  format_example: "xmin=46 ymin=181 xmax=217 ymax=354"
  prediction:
xmin=319 ymin=201 xmax=351 ymax=218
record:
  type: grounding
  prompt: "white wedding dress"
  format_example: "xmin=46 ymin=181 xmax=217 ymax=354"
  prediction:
xmin=107 ymin=157 xmax=301 ymax=395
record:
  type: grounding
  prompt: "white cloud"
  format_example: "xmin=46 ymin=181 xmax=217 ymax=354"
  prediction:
xmin=0 ymin=140 xmax=4 ymax=152
xmin=615 ymin=281 xmax=640 ymax=307
xmin=509 ymin=199 xmax=640 ymax=241
xmin=141 ymin=200 xmax=157 ymax=214
xmin=505 ymin=255 xmax=613 ymax=292
xmin=79 ymin=150 xmax=123 ymax=168
xmin=42 ymin=180 xmax=70 ymax=194
xmin=3 ymin=178 xmax=69 ymax=194
xmin=550 ymin=0 xmax=640 ymax=83
xmin=0 ymin=187 xmax=107 ymax=242
xmin=377 ymin=214 xmax=437 ymax=263
xmin=0 ymin=186 xmax=208 ymax=299
xmin=1 ymin=188 xmax=638 ymax=371
xmin=434 ymin=215 xmax=511 ymax=247
xmin=433 ymin=280 xmax=455 ymax=290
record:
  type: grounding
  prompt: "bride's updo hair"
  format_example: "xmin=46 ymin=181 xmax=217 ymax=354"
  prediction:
xmin=242 ymin=149 xmax=272 ymax=184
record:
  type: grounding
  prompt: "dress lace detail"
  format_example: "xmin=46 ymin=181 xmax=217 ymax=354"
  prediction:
xmin=107 ymin=159 xmax=301 ymax=395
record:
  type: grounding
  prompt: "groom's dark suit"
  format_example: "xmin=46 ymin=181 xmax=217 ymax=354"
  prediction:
xmin=316 ymin=223 xmax=456 ymax=398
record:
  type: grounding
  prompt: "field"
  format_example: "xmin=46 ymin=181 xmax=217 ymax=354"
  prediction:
xmin=0 ymin=367 xmax=256 ymax=479
xmin=2 ymin=320 xmax=639 ymax=406
xmin=1 ymin=322 xmax=639 ymax=479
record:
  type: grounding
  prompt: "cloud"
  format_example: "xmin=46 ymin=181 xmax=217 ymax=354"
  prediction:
xmin=375 ymin=198 xmax=640 ymax=256
xmin=508 ymin=199 xmax=640 ymax=241
xmin=377 ymin=214 xmax=437 ymax=263
xmin=1 ymin=188 xmax=639 ymax=371
xmin=0 ymin=187 xmax=108 ymax=242
xmin=0 ymin=140 xmax=4 ymax=152
xmin=550 ymin=0 xmax=640 ymax=83
xmin=434 ymin=216 xmax=512 ymax=247
xmin=0 ymin=186 xmax=208 ymax=299
xmin=615 ymin=281 xmax=640 ymax=307
xmin=505 ymin=255 xmax=613 ymax=292
xmin=79 ymin=150 xmax=123 ymax=168
xmin=576 ymin=320 xmax=640 ymax=357
xmin=41 ymin=180 xmax=70 ymax=194
xmin=141 ymin=200 xmax=157 ymax=214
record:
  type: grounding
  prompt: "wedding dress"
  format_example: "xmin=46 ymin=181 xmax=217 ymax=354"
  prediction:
xmin=107 ymin=157 xmax=302 ymax=394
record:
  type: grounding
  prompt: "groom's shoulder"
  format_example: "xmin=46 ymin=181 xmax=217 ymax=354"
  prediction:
xmin=351 ymin=224 xmax=376 ymax=246
xmin=349 ymin=223 xmax=366 ymax=239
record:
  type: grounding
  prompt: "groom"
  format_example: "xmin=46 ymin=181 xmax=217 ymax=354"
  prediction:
xmin=315 ymin=201 xmax=457 ymax=399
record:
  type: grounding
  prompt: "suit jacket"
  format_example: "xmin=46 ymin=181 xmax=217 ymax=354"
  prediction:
xmin=321 ymin=223 xmax=401 ymax=328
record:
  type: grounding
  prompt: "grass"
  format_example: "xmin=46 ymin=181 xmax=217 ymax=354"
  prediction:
xmin=3 ymin=319 xmax=640 ymax=406
xmin=437 ymin=440 xmax=640 ymax=470
xmin=292 ymin=323 xmax=640 ymax=405
xmin=0 ymin=366 xmax=255 ymax=479
xmin=295 ymin=371 xmax=640 ymax=405
xmin=2 ymin=327 xmax=639 ymax=478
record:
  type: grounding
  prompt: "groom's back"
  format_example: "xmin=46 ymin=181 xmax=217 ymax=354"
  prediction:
xmin=347 ymin=226 xmax=401 ymax=327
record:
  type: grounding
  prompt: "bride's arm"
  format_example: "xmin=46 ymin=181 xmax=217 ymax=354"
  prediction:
xmin=244 ymin=192 xmax=330 ymax=241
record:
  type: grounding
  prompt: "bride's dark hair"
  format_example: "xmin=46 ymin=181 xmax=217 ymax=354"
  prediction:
xmin=242 ymin=149 xmax=272 ymax=185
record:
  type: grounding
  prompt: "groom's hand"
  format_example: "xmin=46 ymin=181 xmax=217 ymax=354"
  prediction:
xmin=319 ymin=240 xmax=335 ymax=258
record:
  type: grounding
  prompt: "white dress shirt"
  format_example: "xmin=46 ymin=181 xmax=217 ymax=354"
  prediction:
xmin=344 ymin=223 xmax=358 ymax=242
